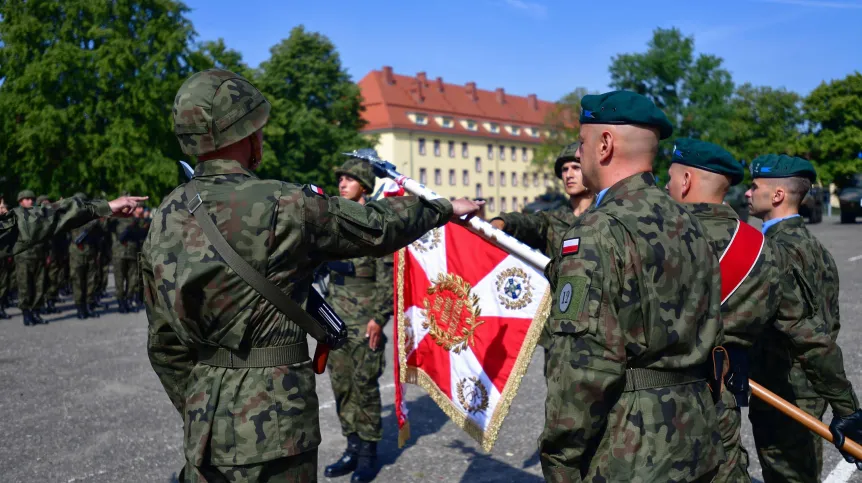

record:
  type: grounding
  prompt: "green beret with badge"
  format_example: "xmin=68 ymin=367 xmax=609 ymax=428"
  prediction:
xmin=749 ymin=154 xmax=817 ymax=182
xmin=554 ymin=142 xmax=581 ymax=179
xmin=17 ymin=190 xmax=35 ymax=202
xmin=579 ymin=90 xmax=674 ymax=140
xmin=671 ymin=138 xmax=744 ymax=185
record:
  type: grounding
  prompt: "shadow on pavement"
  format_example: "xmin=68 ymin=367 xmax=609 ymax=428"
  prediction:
xmin=377 ymin=395 xmax=448 ymax=468
xmin=449 ymin=440 xmax=543 ymax=483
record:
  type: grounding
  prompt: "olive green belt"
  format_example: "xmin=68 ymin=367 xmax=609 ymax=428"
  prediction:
xmin=623 ymin=367 xmax=707 ymax=392
xmin=198 ymin=342 xmax=309 ymax=368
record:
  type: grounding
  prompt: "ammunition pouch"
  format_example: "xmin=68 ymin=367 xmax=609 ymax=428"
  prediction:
xmin=723 ymin=344 xmax=751 ymax=407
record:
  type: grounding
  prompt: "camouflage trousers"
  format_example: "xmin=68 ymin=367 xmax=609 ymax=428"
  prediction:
xmin=714 ymin=390 xmax=751 ymax=483
xmin=0 ymin=257 xmax=12 ymax=301
xmin=183 ymin=449 xmax=317 ymax=483
xmin=327 ymin=328 xmax=386 ymax=442
xmin=112 ymin=257 xmax=138 ymax=301
xmin=70 ymin=254 xmax=99 ymax=306
xmin=15 ymin=256 xmax=45 ymax=310
xmin=46 ymin=255 xmax=66 ymax=302
xmin=750 ymin=396 xmax=827 ymax=483
xmin=97 ymin=255 xmax=110 ymax=296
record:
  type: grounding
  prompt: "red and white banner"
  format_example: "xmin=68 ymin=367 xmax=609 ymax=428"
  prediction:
xmin=393 ymin=222 xmax=551 ymax=451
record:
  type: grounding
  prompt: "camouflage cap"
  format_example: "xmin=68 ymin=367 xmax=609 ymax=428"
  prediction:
xmin=17 ymin=190 xmax=35 ymax=201
xmin=580 ymin=90 xmax=674 ymax=140
xmin=750 ymin=154 xmax=817 ymax=182
xmin=554 ymin=142 xmax=581 ymax=179
xmin=671 ymin=138 xmax=744 ymax=185
xmin=35 ymin=195 xmax=50 ymax=205
xmin=335 ymin=158 xmax=376 ymax=192
xmin=173 ymin=69 xmax=271 ymax=156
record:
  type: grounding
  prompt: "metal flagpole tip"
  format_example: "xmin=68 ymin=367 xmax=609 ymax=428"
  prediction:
xmin=342 ymin=148 xmax=380 ymax=162
xmin=178 ymin=160 xmax=195 ymax=180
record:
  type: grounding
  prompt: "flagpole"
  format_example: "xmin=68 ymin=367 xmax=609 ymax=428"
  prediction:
xmin=346 ymin=150 xmax=551 ymax=272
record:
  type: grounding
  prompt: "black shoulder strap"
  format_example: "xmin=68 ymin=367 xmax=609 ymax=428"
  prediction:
xmin=183 ymin=181 xmax=327 ymax=342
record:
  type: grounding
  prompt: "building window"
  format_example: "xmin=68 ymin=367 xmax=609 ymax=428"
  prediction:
xmin=462 ymin=142 xmax=468 ymax=158
xmin=440 ymin=117 xmax=453 ymax=128
xmin=465 ymin=120 xmax=478 ymax=131
xmin=489 ymin=197 xmax=496 ymax=211
xmin=475 ymin=157 xmax=482 ymax=172
xmin=435 ymin=168 xmax=442 ymax=185
xmin=523 ymin=196 xmax=529 ymax=207
xmin=512 ymin=172 xmax=518 ymax=186
xmin=433 ymin=139 xmax=441 ymax=157
xmin=500 ymin=172 xmax=506 ymax=186
xmin=488 ymin=123 xmax=500 ymax=134
xmin=499 ymin=145 xmax=505 ymax=160
xmin=501 ymin=198 xmax=507 ymax=212
xmin=522 ymin=147 xmax=528 ymax=162
xmin=418 ymin=138 xmax=426 ymax=155
xmin=449 ymin=169 xmax=456 ymax=186
xmin=488 ymin=171 xmax=495 ymax=186
xmin=462 ymin=169 xmax=469 ymax=185
xmin=476 ymin=184 xmax=483 ymax=198
xmin=533 ymin=173 xmax=539 ymax=187
xmin=487 ymin=144 xmax=493 ymax=159
xmin=448 ymin=141 xmax=455 ymax=158
xmin=414 ymin=114 xmax=428 ymax=125
xmin=544 ymin=173 xmax=550 ymax=187
xmin=511 ymin=146 xmax=517 ymax=160
xmin=522 ymin=172 xmax=529 ymax=186
xmin=419 ymin=168 xmax=427 ymax=185
xmin=512 ymin=197 xmax=519 ymax=211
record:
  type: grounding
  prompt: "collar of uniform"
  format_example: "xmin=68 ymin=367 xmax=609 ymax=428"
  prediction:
xmin=764 ymin=214 xmax=804 ymax=236
xmin=193 ymin=159 xmax=258 ymax=179
xmin=597 ymin=172 xmax=655 ymax=207
xmin=685 ymin=202 xmax=738 ymax=220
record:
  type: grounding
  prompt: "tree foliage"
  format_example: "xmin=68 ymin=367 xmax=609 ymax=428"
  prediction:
xmin=534 ymin=87 xmax=589 ymax=176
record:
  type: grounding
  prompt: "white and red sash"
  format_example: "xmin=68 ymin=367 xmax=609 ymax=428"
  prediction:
xmin=719 ymin=221 xmax=765 ymax=305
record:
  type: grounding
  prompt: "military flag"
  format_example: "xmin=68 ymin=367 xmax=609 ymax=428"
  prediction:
xmin=393 ymin=222 xmax=551 ymax=451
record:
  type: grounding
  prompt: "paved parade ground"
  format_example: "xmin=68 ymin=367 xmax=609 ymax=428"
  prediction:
xmin=1 ymin=218 xmax=861 ymax=483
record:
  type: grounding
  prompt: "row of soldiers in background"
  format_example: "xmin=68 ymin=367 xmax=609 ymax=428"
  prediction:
xmin=0 ymin=191 xmax=151 ymax=325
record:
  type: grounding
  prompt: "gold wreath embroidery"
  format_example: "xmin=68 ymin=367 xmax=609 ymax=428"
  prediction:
xmin=410 ymin=228 xmax=442 ymax=253
xmin=403 ymin=317 xmax=416 ymax=352
xmin=495 ymin=267 xmax=533 ymax=310
xmin=421 ymin=273 xmax=483 ymax=354
xmin=456 ymin=376 xmax=490 ymax=414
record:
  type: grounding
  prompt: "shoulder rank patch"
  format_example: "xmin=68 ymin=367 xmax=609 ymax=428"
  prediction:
xmin=561 ymin=237 xmax=580 ymax=256
xmin=304 ymin=184 xmax=326 ymax=197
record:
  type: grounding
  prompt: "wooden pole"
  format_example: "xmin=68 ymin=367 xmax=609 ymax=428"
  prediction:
xmin=750 ymin=380 xmax=862 ymax=460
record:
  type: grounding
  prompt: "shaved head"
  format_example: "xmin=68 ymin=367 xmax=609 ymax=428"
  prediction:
xmin=746 ymin=176 xmax=811 ymax=220
xmin=665 ymin=164 xmax=732 ymax=204
xmin=578 ymin=123 xmax=660 ymax=192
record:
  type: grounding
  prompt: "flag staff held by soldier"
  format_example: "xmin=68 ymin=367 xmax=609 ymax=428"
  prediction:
xmin=665 ymin=139 xmax=862 ymax=481
xmin=141 ymin=68 xmax=482 ymax=482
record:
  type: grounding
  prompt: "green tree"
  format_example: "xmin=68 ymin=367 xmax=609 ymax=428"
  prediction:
xmin=533 ymin=87 xmax=588 ymax=176
xmin=799 ymin=72 xmax=862 ymax=186
xmin=189 ymin=38 xmax=255 ymax=79
xmin=256 ymin=26 xmax=372 ymax=192
xmin=724 ymin=83 xmax=803 ymax=171
xmin=608 ymin=28 xmax=734 ymax=175
xmin=0 ymin=0 xmax=194 ymax=203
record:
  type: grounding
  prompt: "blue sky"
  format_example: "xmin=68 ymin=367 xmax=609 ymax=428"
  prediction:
xmin=185 ymin=0 xmax=862 ymax=102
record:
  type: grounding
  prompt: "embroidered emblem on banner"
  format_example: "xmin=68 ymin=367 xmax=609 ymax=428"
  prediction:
xmin=456 ymin=376 xmax=490 ymax=414
xmin=421 ymin=273 xmax=483 ymax=354
xmin=495 ymin=267 xmax=533 ymax=310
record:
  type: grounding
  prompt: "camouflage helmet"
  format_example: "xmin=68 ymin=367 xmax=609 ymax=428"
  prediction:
xmin=335 ymin=158 xmax=376 ymax=193
xmin=17 ymin=190 xmax=36 ymax=202
xmin=554 ymin=142 xmax=581 ymax=179
xmin=35 ymin=195 xmax=50 ymax=205
xmin=173 ymin=69 xmax=271 ymax=156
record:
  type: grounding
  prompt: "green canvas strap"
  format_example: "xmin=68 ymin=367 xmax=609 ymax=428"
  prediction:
xmin=198 ymin=343 xmax=309 ymax=368
xmin=183 ymin=181 xmax=328 ymax=343
xmin=623 ymin=367 xmax=707 ymax=392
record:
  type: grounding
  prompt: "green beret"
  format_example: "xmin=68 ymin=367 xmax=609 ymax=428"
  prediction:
xmin=17 ymin=190 xmax=35 ymax=202
xmin=750 ymin=154 xmax=817 ymax=182
xmin=336 ymin=157 xmax=376 ymax=192
xmin=35 ymin=195 xmax=50 ymax=205
xmin=580 ymin=90 xmax=673 ymax=140
xmin=554 ymin=142 xmax=580 ymax=179
xmin=671 ymin=138 xmax=744 ymax=185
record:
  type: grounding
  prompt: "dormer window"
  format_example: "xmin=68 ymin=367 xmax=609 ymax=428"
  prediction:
xmin=411 ymin=113 xmax=428 ymax=125
xmin=461 ymin=119 xmax=478 ymax=131
xmin=436 ymin=116 xmax=454 ymax=128
xmin=527 ymin=127 xmax=540 ymax=138
xmin=505 ymin=125 xmax=521 ymax=135
xmin=484 ymin=122 xmax=500 ymax=134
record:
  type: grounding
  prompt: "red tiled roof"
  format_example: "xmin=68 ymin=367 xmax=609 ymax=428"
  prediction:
xmin=357 ymin=66 xmax=572 ymax=144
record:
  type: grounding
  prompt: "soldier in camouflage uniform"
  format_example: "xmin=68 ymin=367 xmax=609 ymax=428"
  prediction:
xmin=69 ymin=193 xmax=107 ymax=319
xmin=666 ymin=139 xmax=862 ymax=482
xmin=491 ymin=142 xmax=594 ymax=256
xmin=323 ymin=158 xmax=393 ymax=483
xmin=142 ymin=68 xmax=481 ymax=483
xmin=129 ymin=204 xmax=147 ymax=312
xmin=95 ymin=217 xmax=111 ymax=303
xmin=14 ymin=190 xmax=48 ymax=325
xmin=745 ymin=154 xmax=862 ymax=482
xmin=539 ymin=91 xmax=725 ymax=482
xmin=0 ymin=196 xmax=11 ymax=318
xmin=107 ymin=211 xmax=141 ymax=313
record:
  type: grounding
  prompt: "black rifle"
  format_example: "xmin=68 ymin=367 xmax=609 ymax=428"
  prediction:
xmin=74 ymin=220 xmax=100 ymax=245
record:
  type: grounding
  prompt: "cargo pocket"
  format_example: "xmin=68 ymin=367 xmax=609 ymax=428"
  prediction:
xmin=183 ymin=365 xmax=222 ymax=466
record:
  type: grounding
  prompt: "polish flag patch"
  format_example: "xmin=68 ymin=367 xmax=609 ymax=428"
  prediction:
xmin=309 ymin=184 xmax=325 ymax=196
xmin=561 ymin=237 xmax=580 ymax=255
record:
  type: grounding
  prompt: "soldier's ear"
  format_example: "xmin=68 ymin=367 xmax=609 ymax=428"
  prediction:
xmin=772 ymin=186 xmax=786 ymax=205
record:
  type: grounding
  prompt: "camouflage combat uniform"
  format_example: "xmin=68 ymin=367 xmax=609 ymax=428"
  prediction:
xmin=540 ymin=173 xmax=725 ymax=482
xmin=326 ymin=254 xmax=394 ymax=442
xmin=69 ymin=219 xmax=105 ymax=313
xmin=0 ymin=255 xmax=12 ymax=311
xmin=0 ymin=198 xmax=112 ymax=259
xmin=750 ymin=216 xmax=857 ymax=483
xmin=108 ymin=217 xmax=141 ymax=312
xmin=46 ymin=231 xmax=70 ymax=310
xmin=13 ymin=207 xmax=48 ymax=314
xmin=143 ymin=68 xmax=456 ymax=482
xmin=96 ymin=218 xmax=111 ymax=299
xmin=687 ymin=203 xmax=858 ymax=483
xmin=494 ymin=205 xmax=578 ymax=256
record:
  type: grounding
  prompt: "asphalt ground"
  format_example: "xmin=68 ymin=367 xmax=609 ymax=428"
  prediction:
xmin=1 ymin=217 xmax=861 ymax=482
